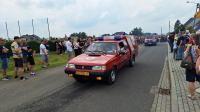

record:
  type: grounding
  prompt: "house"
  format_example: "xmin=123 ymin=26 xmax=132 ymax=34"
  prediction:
xmin=184 ymin=17 xmax=200 ymax=30
xmin=184 ymin=17 xmax=195 ymax=28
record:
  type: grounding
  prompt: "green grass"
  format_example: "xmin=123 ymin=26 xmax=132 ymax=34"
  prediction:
xmin=0 ymin=52 xmax=68 ymax=79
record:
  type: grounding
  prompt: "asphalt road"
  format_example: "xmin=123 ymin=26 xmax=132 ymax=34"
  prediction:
xmin=0 ymin=43 xmax=167 ymax=112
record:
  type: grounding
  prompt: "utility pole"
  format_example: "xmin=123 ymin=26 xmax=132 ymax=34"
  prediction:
xmin=47 ymin=18 xmax=51 ymax=40
xmin=161 ymin=27 xmax=163 ymax=36
xmin=169 ymin=20 xmax=171 ymax=33
xmin=5 ymin=22 xmax=9 ymax=40
xmin=32 ymin=19 xmax=35 ymax=35
xmin=17 ymin=20 xmax=21 ymax=36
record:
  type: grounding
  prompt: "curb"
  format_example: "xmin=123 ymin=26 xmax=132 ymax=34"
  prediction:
xmin=167 ymin=45 xmax=178 ymax=112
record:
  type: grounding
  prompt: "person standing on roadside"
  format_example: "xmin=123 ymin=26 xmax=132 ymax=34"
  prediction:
xmin=0 ymin=38 xmax=9 ymax=80
xmin=21 ymin=39 xmax=29 ymax=72
xmin=27 ymin=46 xmax=36 ymax=76
xmin=74 ymin=39 xmax=82 ymax=56
xmin=168 ymin=32 xmax=175 ymax=53
xmin=173 ymin=34 xmax=178 ymax=59
xmin=58 ymin=41 xmax=63 ymax=55
xmin=40 ymin=39 xmax=48 ymax=68
xmin=65 ymin=37 xmax=73 ymax=62
xmin=184 ymin=33 xmax=200 ymax=100
xmin=176 ymin=31 xmax=186 ymax=60
xmin=11 ymin=36 xmax=27 ymax=80
xmin=44 ymin=40 xmax=49 ymax=66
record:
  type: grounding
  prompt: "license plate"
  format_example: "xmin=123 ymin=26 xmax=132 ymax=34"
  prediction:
xmin=76 ymin=71 xmax=89 ymax=76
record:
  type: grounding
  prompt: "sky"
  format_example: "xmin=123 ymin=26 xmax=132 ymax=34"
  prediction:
xmin=0 ymin=0 xmax=198 ymax=39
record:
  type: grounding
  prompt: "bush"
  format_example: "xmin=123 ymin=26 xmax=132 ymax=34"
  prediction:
xmin=48 ymin=40 xmax=56 ymax=51
xmin=27 ymin=41 xmax=40 ymax=53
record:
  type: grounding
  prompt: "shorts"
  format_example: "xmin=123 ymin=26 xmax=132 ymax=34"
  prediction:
xmin=23 ymin=56 xmax=28 ymax=64
xmin=186 ymin=68 xmax=200 ymax=82
xmin=14 ymin=58 xmax=23 ymax=68
xmin=27 ymin=57 xmax=35 ymax=65
xmin=67 ymin=51 xmax=73 ymax=59
xmin=41 ymin=55 xmax=48 ymax=63
xmin=1 ymin=58 xmax=8 ymax=70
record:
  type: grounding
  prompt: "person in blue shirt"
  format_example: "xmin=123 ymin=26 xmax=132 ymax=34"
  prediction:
xmin=176 ymin=31 xmax=187 ymax=60
xmin=0 ymin=38 xmax=9 ymax=80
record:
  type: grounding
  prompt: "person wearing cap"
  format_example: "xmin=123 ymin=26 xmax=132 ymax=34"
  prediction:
xmin=11 ymin=36 xmax=27 ymax=80
xmin=0 ymin=38 xmax=9 ymax=80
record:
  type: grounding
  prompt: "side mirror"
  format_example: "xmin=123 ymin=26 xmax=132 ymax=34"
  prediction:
xmin=119 ymin=50 xmax=126 ymax=55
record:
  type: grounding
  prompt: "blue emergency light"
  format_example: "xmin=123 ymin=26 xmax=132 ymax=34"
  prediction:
xmin=114 ymin=36 xmax=121 ymax=40
xmin=96 ymin=36 xmax=122 ymax=41
xmin=96 ymin=37 xmax=104 ymax=41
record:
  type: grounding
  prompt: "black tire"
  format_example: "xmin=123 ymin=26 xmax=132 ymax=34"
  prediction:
xmin=74 ymin=77 xmax=87 ymax=83
xmin=129 ymin=56 xmax=135 ymax=67
xmin=106 ymin=69 xmax=117 ymax=85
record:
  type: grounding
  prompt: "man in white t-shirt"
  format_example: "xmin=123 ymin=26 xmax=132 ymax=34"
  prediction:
xmin=40 ymin=39 xmax=48 ymax=68
xmin=65 ymin=37 xmax=73 ymax=62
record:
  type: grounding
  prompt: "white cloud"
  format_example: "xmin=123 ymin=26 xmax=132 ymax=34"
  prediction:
xmin=0 ymin=0 xmax=197 ymax=38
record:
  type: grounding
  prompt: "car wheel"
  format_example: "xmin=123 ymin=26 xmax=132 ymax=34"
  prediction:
xmin=129 ymin=56 xmax=135 ymax=67
xmin=74 ymin=77 xmax=87 ymax=83
xmin=106 ymin=69 xmax=116 ymax=85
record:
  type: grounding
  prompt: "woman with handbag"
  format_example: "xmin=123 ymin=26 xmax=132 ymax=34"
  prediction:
xmin=184 ymin=33 xmax=200 ymax=100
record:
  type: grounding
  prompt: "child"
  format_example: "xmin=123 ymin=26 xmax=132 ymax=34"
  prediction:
xmin=27 ymin=46 xmax=36 ymax=76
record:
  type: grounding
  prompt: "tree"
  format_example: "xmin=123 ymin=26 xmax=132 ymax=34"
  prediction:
xmin=79 ymin=32 xmax=87 ymax=39
xmin=180 ymin=24 xmax=186 ymax=32
xmin=70 ymin=32 xmax=87 ymax=39
xmin=102 ymin=34 xmax=111 ymax=36
xmin=174 ymin=20 xmax=183 ymax=34
xmin=186 ymin=26 xmax=196 ymax=33
xmin=70 ymin=33 xmax=79 ymax=37
xmin=130 ymin=27 xmax=143 ymax=36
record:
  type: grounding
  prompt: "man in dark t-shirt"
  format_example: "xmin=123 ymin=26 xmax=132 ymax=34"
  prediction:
xmin=0 ymin=38 xmax=9 ymax=80
xmin=168 ymin=32 xmax=175 ymax=52
xmin=177 ymin=35 xmax=186 ymax=46
xmin=176 ymin=32 xmax=186 ymax=60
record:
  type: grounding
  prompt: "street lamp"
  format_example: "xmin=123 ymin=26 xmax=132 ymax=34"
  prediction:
xmin=186 ymin=1 xmax=200 ymax=29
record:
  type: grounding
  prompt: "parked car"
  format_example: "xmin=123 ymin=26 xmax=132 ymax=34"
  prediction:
xmin=144 ymin=36 xmax=157 ymax=46
xmin=65 ymin=35 xmax=138 ymax=84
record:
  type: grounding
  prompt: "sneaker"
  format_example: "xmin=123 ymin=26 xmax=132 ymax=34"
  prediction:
xmin=30 ymin=73 xmax=36 ymax=76
xmin=2 ymin=77 xmax=9 ymax=81
xmin=42 ymin=66 xmax=47 ymax=68
xmin=187 ymin=95 xmax=197 ymax=100
xmin=14 ymin=76 xmax=19 ymax=79
xmin=20 ymin=77 xmax=28 ymax=80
